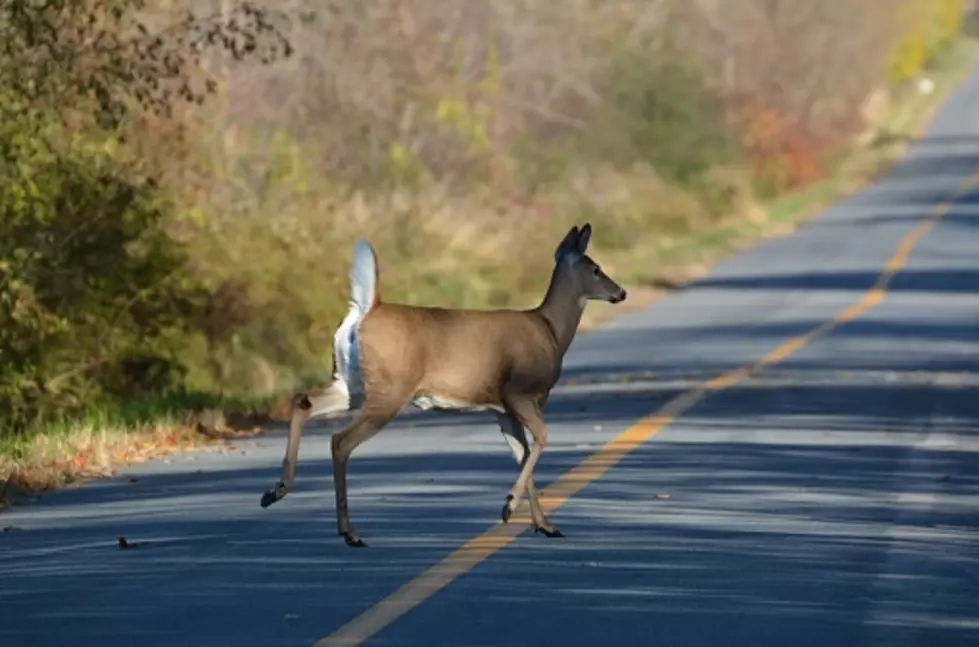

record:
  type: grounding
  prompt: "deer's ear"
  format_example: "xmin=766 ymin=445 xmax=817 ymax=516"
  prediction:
xmin=576 ymin=223 xmax=592 ymax=253
xmin=554 ymin=225 xmax=580 ymax=262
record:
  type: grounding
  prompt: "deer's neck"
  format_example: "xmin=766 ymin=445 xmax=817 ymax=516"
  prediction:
xmin=536 ymin=266 xmax=585 ymax=357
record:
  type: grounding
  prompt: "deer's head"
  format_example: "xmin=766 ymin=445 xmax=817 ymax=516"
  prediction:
xmin=554 ymin=223 xmax=627 ymax=305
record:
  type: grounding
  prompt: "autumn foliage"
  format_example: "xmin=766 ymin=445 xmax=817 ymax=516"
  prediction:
xmin=0 ymin=0 xmax=971 ymax=442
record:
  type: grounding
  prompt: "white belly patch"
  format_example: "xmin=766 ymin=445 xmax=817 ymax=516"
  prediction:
xmin=411 ymin=394 xmax=504 ymax=414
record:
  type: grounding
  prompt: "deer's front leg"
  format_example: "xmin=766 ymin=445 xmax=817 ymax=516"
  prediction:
xmin=500 ymin=398 xmax=548 ymax=525
xmin=496 ymin=412 xmax=562 ymax=537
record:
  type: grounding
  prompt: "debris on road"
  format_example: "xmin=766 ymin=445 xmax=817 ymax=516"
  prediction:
xmin=117 ymin=536 xmax=145 ymax=549
xmin=190 ymin=408 xmax=269 ymax=440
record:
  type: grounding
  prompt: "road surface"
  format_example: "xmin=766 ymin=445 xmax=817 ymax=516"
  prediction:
xmin=4 ymin=71 xmax=979 ymax=647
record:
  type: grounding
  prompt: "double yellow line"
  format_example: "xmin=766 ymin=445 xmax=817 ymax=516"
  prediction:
xmin=315 ymin=170 xmax=979 ymax=647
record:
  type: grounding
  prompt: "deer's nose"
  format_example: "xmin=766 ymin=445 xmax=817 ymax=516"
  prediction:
xmin=609 ymin=288 xmax=627 ymax=304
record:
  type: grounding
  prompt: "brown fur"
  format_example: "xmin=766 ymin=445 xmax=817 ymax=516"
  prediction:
xmin=359 ymin=304 xmax=559 ymax=409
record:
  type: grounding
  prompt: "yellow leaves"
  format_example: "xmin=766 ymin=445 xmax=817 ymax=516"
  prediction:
xmin=384 ymin=140 xmax=430 ymax=185
xmin=102 ymin=136 xmax=119 ymax=157
xmin=935 ymin=0 xmax=966 ymax=44
xmin=888 ymin=0 xmax=965 ymax=83
xmin=435 ymin=97 xmax=490 ymax=152
xmin=266 ymin=131 xmax=311 ymax=196
xmin=435 ymin=97 xmax=466 ymax=127
xmin=182 ymin=206 xmax=208 ymax=226
xmin=888 ymin=32 xmax=926 ymax=84
xmin=476 ymin=41 xmax=503 ymax=97
xmin=433 ymin=39 xmax=501 ymax=155
xmin=387 ymin=140 xmax=414 ymax=171
xmin=23 ymin=176 xmax=42 ymax=200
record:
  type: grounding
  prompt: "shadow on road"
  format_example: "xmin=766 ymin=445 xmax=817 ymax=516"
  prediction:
xmin=2 ymin=351 xmax=978 ymax=646
xmin=685 ymin=266 xmax=979 ymax=295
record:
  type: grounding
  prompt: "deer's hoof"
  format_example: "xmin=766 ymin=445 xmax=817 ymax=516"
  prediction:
xmin=341 ymin=531 xmax=368 ymax=548
xmin=534 ymin=525 xmax=565 ymax=538
xmin=260 ymin=483 xmax=287 ymax=508
xmin=501 ymin=495 xmax=515 ymax=524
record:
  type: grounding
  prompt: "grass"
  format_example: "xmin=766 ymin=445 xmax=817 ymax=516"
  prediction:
xmin=2 ymin=38 xmax=978 ymax=509
xmin=0 ymin=391 xmax=278 ymax=508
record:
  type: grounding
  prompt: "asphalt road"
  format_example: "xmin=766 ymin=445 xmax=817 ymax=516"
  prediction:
xmin=4 ymin=71 xmax=979 ymax=647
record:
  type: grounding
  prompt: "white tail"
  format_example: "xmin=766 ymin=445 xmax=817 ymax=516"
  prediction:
xmin=348 ymin=239 xmax=378 ymax=316
xmin=331 ymin=239 xmax=378 ymax=406
xmin=261 ymin=223 xmax=627 ymax=547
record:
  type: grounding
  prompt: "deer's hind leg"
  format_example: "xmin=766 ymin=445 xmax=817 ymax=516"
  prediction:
xmin=496 ymin=411 xmax=563 ymax=538
xmin=330 ymin=394 xmax=407 ymax=548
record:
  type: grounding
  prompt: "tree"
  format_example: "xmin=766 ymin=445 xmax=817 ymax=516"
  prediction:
xmin=0 ymin=0 xmax=291 ymax=432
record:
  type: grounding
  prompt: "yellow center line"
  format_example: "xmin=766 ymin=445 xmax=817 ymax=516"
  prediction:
xmin=314 ymin=169 xmax=979 ymax=647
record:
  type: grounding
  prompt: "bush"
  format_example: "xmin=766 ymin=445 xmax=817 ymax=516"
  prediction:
xmin=889 ymin=0 xmax=966 ymax=83
xmin=592 ymin=47 xmax=742 ymax=188
xmin=0 ymin=114 xmax=192 ymax=429
xmin=0 ymin=0 xmax=290 ymax=434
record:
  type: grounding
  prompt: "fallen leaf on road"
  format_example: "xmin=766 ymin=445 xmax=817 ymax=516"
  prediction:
xmin=654 ymin=493 xmax=671 ymax=500
xmin=117 ymin=536 xmax=145 ymax=549
xmin=3 ymin=526 xmax=23 ymax=532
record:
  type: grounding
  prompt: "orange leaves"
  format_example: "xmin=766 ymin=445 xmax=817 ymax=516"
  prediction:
xmin=734 ymin=96 xmax=840 ymax=193
xmin=71 ymin=449 xmax=93 ymax=470
xmin=1 ymin=423 xmax=207 ymax=503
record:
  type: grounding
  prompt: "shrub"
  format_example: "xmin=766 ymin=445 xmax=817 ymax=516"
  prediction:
xmin=0 ymin=0 xmax=290 ymax=433
xmin=889 ymin=0 xmax=966 ymax=83
xmin=592 ymin=46 xmax=742 ymax=188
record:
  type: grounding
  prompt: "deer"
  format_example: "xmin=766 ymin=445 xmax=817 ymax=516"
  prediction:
xmin=259 ymin=223 xmax=627 ymax=547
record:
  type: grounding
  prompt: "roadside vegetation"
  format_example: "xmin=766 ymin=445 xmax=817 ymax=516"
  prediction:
xmin=1 ymin=0 xmax=975 ymax=504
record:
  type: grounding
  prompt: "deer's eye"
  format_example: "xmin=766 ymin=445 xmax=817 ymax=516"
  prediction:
xmin=592 ymin=266 xmax=601 ymax=278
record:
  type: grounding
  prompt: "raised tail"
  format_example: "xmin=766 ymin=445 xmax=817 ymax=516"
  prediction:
xmin=349 ymin=239 xmax=380 ymax=315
